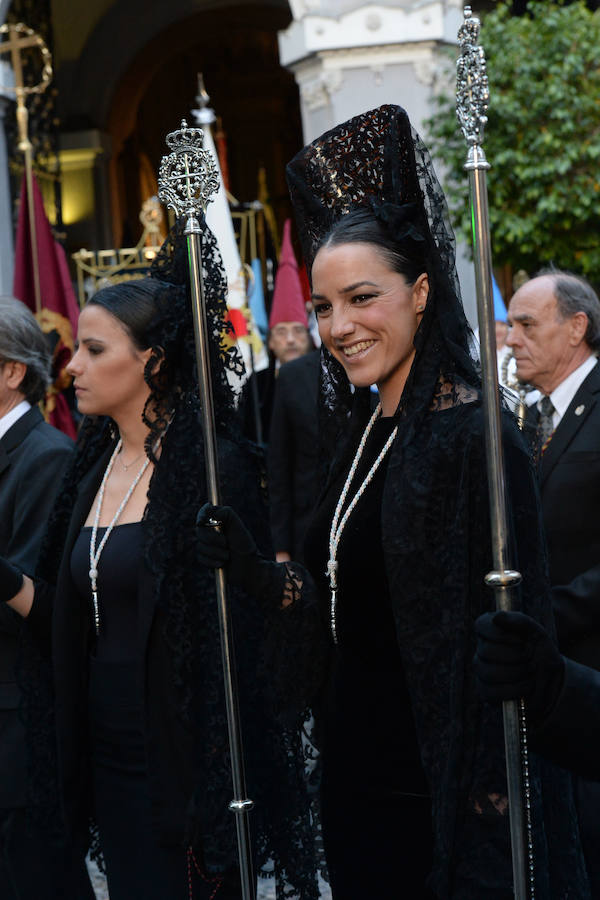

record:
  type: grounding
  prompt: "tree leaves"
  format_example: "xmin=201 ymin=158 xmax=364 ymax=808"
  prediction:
xmin=425 ymin=1 xmax=600 ymax=281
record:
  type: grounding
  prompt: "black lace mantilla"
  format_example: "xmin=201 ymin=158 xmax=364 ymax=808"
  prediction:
xmin=275 ymin=105 xmax=591 ymax=895
xmin=286 ymin=104 xmax=480 ymax=485
xmin=21 ymin=222 xmax=324 ymax=897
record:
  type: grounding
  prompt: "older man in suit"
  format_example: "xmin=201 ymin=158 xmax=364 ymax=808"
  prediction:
xmin=0 ymin=297 xmax=92 ymax=899
xmin=507 ymin=268 xmax=600 ymax=888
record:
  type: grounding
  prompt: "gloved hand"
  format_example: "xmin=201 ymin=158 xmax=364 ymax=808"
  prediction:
xmin=0 ymin=557 xmax=24 ymax=603
xmin=196 ymin=503 xmax=272 ymax=595
xmin=474 ymin=610 xmax=565 ymax=723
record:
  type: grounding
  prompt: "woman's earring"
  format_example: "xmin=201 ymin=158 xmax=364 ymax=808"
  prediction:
xmin=417 ymin=306 xmax=424 ymax=312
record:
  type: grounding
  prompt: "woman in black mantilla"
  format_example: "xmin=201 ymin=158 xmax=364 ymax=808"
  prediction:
xmin=197 ymin=105 xmax=590 ymax=897
xmin=0 ymin=225 xmax=321 ymax=899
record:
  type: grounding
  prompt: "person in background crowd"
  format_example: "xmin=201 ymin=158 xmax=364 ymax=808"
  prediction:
xmin=243 ymin=219 xmax=313 ymax=444
xmin=0 ymin=296 xmax=91 ymax=900
xmin=197 ymin=105 xmax=590 ymax=898
xmin=268 ymin=218 xmax=312 ymax=369
xmin=507 ymin=266 xmax=600 ymax=891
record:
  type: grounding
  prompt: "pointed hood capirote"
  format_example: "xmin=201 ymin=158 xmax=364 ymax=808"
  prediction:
xmin=268 ymin=218 xmax=308 ymax=329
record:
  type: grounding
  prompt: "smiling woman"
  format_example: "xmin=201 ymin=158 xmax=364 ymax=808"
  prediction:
xmin=197 ymin=104 xmax=591 ymax=898
xmin=311 ymin=214 xmax=429 ymax=414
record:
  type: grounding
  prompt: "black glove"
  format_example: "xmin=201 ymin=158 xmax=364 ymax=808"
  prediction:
xmin=196 ymin=503 xmax=272 ymax=596
xmin=474 ymin=610 xmax=565 ymax=723
xmin=0 ymin=557 xmax=24 ymax=603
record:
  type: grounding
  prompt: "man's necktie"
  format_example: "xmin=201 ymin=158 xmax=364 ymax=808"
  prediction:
xmin=536 ymin=395 xmax=555 ymax=457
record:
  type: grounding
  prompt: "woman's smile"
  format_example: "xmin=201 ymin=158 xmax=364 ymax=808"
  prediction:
xmin=338 ymin=339 xmax=376 ymax=359
xmin=311 ymin=242 xmax=428 ymax=415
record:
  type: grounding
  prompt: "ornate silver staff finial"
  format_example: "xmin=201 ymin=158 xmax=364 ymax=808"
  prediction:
xmin=158 ymin=118 xmax=219 ymax=232
xmin=456 ymin=6 xmax=490 ymax=155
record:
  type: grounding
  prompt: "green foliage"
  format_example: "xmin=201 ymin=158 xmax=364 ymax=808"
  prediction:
xmin=425 ymin=1 xmax=600 ymax=280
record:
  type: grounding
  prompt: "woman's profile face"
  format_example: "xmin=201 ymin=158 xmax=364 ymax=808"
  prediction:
xmin=66 ymin=303 xmax=153 ymax=421
xmin=311 ymin=241 xmax=428 ymax=414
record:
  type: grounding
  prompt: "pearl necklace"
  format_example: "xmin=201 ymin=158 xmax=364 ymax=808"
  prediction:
xmin=89 ymin=438 xmax=151 ymax=635
xmin=327 ymin=402 xmax=398 ymax=644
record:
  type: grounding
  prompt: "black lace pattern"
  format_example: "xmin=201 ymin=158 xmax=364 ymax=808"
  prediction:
xmin=22 ymin=223 xmax=323 ymax=897
xmin=280 ymin=105 xmax=590 ymax=895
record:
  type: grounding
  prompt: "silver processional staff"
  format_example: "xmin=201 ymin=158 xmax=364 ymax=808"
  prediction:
xmin=158 ymin=120 xmax=256 ymax=900
xmin=456 ymin=8 xmax=534 ymax=899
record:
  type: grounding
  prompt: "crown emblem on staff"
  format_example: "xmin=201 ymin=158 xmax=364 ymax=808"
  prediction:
xmin=165 ymin=119 xmax=204 ymax=153
xmin=158 ymin=118 xmax=219 ymax=217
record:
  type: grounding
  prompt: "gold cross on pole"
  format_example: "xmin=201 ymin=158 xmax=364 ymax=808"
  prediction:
xmin=0 ymin=23 xmax=53 ymax=313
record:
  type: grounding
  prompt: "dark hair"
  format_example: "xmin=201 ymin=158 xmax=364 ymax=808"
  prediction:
xmin=88 ymin=278 xmax=162 ymax=351
xmin=316 ymin=208 xmax=428 ymax=286
xmin=87 ymin=277 xmax=190 ymax=457
xmin=536 ymin=266 xmax=600 ymax=351
xmin=0 ymin=295 xmax=51 ymax=404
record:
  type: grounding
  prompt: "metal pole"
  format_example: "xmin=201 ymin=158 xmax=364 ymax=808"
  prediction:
xmin=17 ymin=95 xmax=41 ymax=314
xmin=158 ymin=120 xmax=256 ymax=900
xmin=456 ymin=9 xmax=533 ymax=899
xmin=248 ymin=344 xmax=263 ymax=445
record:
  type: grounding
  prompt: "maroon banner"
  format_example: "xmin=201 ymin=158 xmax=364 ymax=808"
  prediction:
xmin=13 ymin=173 xmax=79 ymax=437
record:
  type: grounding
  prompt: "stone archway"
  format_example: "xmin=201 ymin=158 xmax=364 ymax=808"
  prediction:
xmin=56 ymin=0 xmax=302 ymax=250
xmin=107 ymin=4 xmax=302 ymax=247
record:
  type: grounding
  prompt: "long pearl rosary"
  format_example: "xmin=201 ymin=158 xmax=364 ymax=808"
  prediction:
xmin=327 ymin=403 xmax=398 ymax=644
xmin=89 ymin=439 xmax=151 ymax=635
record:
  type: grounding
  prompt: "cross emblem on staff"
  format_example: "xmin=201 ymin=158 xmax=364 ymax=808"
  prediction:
xmin=0 ymin=23 xmax=52 ymax=151
xmin=0 ymin=22 xmax=53 ymax=313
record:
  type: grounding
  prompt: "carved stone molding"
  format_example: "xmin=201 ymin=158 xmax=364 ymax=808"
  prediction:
xmin=298 ymin=67 xmax=344 ymax=111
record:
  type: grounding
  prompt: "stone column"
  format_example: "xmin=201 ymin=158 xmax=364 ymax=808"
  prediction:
xmin=278 ymin=0 xmax=477 ymax=323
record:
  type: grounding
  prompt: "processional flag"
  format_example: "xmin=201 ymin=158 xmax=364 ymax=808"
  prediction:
xmin=201 ymin=115 xmax=268 ymax=381
xmin=13 ymin=172 xmax=79 ymax=438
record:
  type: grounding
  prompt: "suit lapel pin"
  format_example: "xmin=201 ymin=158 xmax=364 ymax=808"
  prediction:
xmin=575 ymin=404 xmax=585 ymax=416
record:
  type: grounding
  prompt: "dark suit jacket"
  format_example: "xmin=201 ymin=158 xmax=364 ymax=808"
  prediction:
xmin=267 ymin=350 xmax=320 ymax=562
xmin=533 ymin=656 xmax=600 ymax=781
xmin=535 ymin=360 xmax=600 ymax=668
xmin=240 ymin=362 xmax=277 ymax=445
xmin=0 ymin=406 xmax=73 ymax=807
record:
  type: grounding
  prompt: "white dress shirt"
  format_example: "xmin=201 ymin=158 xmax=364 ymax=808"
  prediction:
xmin=544 ymin=355 xmax=598 ymax=429
xmin=0 ymin=400 xmax=31 ymax=440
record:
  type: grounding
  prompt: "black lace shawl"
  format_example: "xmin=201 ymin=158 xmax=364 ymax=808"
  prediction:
xmin=274 ymin=105 xmax=590 ymax=896
xmin=381 ymin=391 xmax=588 ymax=897
xmin=20 ymin=224 xmax=324 ymax=898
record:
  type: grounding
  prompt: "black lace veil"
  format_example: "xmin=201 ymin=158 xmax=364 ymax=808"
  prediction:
xmin=26 ymin=221 xmax=322 ymax=896
xmin=286 ymin=104 xmax=480 ymax=457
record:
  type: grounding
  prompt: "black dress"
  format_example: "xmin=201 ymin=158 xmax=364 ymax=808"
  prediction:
xmin=71 ymin=523 xmax=230 ymax=900
xmin=304 ymin=418 xmax=434 ymax=898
